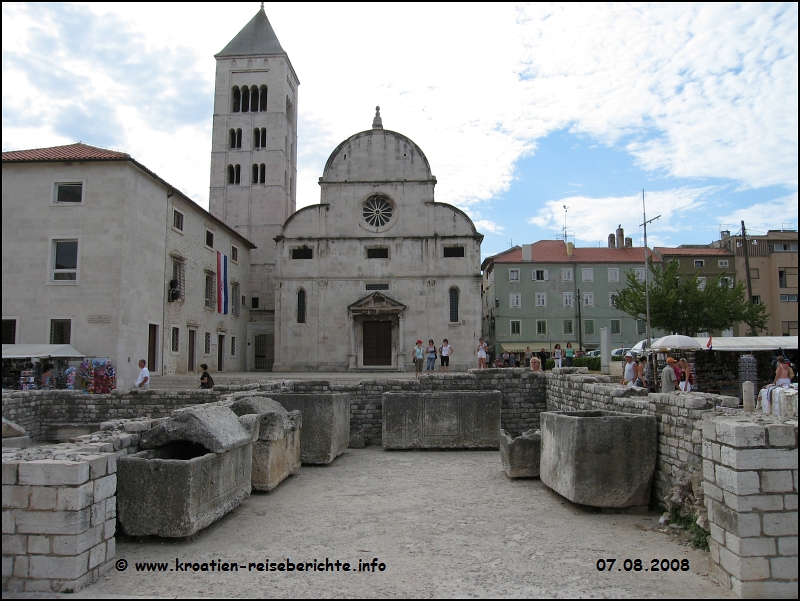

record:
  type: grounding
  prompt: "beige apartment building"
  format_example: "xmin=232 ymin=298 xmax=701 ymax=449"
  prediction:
xmin=2 ymin=144 xmax=254 ymax=387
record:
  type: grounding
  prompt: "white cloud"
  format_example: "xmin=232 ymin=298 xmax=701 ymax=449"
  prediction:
xmin=717 ymin=192 xmax=799 ymax=235
xmin=472 ymin=220 xmax=506 ymax=235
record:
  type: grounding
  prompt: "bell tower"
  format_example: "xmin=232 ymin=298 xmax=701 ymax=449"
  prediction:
xmin=209 ymin=7 xmax=298 ymax=369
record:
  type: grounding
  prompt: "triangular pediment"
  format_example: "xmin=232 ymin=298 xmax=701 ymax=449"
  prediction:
xmin=348 ymin=292 xmax=406 ymax=314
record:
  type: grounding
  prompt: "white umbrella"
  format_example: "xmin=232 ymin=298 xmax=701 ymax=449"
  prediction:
xmin=630 ymin=339 xmax=648 ymax=352
xmin=651 ymin=335 xmax=703 ymax=350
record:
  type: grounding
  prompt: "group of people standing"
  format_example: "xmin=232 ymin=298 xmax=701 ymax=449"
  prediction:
xmin=413 ymin=339 xmax=453 ymax=377
xmin=659 ymin=356 xmax=694 ymax=393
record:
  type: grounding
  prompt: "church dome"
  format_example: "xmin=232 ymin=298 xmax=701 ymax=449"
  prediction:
xmin=322 ymin=107 xmax=434 ymax=183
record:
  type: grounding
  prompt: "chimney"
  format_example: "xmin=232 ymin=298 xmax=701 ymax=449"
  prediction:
xmin=608 ymin=234 xmax=616 ymax=248
xmin=720 ymin=230 xmax=730 ymax=240
xmin=522 ymin=244 xmax=532 ymax=262
xmin=566 ymin=242 xmax=574 ymax=257
xmin=624 ymin=237 xmax=633 ymax=248
xmin=616 ymin=225 xmax=624 ymax=248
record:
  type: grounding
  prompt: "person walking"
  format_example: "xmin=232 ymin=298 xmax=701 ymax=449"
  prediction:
xmin=539 ymin=348 xmax=548 ymax=369
xmin=426 ymin=339 xmax=438 ymax=371
xmin=524 ymin=346 xmax=533 ymax=368
xmin=621 ymin=352 xmax=637 ymax=387
xmin=679 ymin=358 xmax=694 ymax=392
xmin=135 ymin=359 xmax=150 ymax=390
xmin=635 ymin=356 xmax=648 ymax=388
xmin=198 ymin=363 xmax=214 ymax=389
xmin=477 ymin=338 xmax=488 ymax=369
xmin=554 ymin=344 xmax=562 ymax=368
xmin=661 ymin=357 xmax=679 ymax=393
xmin=565 ymin=342 xmax=575 ymax=367
xmin=440 ymin=339 xmax=453 ymax=373
xmin=413 ymin=339 xmax=425 ymax=378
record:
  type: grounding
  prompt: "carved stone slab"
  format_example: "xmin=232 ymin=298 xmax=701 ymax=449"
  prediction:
xmin=268 ymin=393 xmax=350 ymax=464
xmin=382 ymin=391 xmax=501 ymax=449
xmin=539 ymin=410 xmax=657 ymax=508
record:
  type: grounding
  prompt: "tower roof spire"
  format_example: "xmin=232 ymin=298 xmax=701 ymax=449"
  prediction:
xmin=216 ymin=6 xmax=285 ymax=57
xmin=372 ymin=106 xmax=383 ymax=129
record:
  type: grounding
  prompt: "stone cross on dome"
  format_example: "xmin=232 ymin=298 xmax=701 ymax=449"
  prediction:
xmin=372 ymin=106 xmax=383 ymax=129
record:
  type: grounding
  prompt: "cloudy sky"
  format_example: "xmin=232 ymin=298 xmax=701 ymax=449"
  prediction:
xmin=3 ymin=2 xmax=797 ymax=258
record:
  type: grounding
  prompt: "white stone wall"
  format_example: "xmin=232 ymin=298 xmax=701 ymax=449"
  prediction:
xmin=703 ymin=414 xmax=798 ymax=598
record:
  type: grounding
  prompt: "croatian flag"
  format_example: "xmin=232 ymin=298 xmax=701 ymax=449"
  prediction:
xmin=217 ymin=252 xmax=228 ymax=314
xmin=707 ymin=336 xmax=713 ymax=350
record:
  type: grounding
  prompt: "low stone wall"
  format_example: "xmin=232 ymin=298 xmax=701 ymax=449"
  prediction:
xmin=702 ymin=414 xmax=798 ymax=598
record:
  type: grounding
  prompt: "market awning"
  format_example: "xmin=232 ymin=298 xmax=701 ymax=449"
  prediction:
xmin=2 ymin=344 xmax=85 ymax=359
xmin=692 ymin=336 xmax=798 ymax=352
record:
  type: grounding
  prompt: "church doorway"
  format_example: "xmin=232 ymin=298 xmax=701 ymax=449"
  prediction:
xmin=363 ymin=321 xmax=392 ymax=366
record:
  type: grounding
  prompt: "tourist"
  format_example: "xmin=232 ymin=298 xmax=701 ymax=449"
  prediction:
xmin=661 ymin=357 xmax=679 ymax=393
xmin=477 ymin=338 xmax=488 ymax=369
xmin=426 ymin=339 xmax=438 ymax=371
xmin=198 ymin=363 xmax=214 ymax=389
xmin=530 ymin=356 xmax=543 ymax=372
xmin=524 ymin=346 xmax=532 ymax=368
xmin=135 ymin=359 xmax=150 ymax=390
xmin=773 ymin=356 xmax=793 ymax=386
xmin=554 ymin=344 xmax=562 ymax=368
xmin=439 ymin=339 xmax=453 ymax=373
xmin=539 ymin=348 xmax=548 ymax=368
xmin=621 ymin=352 xmax=637 ymax=387
xmin=509 ymin=352 xmax=516 ymax=368
xmin=413 ymin=340 xmax=425 ymax=378
xmin=565 ymin=342 xmax=575 ymax=367
xmin=679 ymin=358 xmax=694 ymax=392
xmin=502 ymin=351 xmax=510 ymax=367
xmin=635 ymin=356 xmax=648 ymax=388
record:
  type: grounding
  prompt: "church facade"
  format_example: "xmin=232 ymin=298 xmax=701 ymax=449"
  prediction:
xmin=271 ymin=110 xmax=484 ymax=371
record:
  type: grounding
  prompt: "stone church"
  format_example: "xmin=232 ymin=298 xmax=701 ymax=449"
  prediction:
xmin=210 ymin=8 xmax=483 ymax=371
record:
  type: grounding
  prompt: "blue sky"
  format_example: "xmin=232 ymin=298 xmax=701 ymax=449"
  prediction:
xmin=3 ymin=2 xmax=797 ymax=258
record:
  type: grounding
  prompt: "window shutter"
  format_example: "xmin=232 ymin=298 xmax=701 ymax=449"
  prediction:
xmin=544 ymin=269 xmax=549 ymax=281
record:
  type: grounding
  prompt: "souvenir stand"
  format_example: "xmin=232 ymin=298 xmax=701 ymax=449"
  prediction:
xmin=2 ymin=344 xmax=87 ymax=390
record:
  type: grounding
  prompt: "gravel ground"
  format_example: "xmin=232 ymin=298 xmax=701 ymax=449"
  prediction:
xmin=25 ymin=447 xmax=734 ymax=599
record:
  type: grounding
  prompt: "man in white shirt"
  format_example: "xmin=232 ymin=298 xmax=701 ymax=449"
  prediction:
xmin=135 ymin=359 xmax=150 ymax=389
xmin=621 ymin=353 xmax=637 ymax=387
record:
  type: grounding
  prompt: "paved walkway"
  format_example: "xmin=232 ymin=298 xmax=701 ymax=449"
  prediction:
xmin=37 ymin=448 xmax=732 ymax=599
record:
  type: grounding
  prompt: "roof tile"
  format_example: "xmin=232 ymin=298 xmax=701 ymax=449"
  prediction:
xmin=655 ymin=247 xmax=734 ymax=256
xmin=487 ymin=240 xmax=660 ymax=265
xmin=2 ymin=143 xmax=129 ymax=162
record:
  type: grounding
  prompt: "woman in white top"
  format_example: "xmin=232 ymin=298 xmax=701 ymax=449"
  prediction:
xmin=554 ymin=344 xmax=562 ymax=368
xmin=440 ymin=339 xmax=453 ymax=373
xmin=476 ymin=337 xmax=487 ymax=369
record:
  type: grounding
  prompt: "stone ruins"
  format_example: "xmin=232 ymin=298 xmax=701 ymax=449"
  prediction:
xmin=2 ymin=368 xmax=797 ymax=598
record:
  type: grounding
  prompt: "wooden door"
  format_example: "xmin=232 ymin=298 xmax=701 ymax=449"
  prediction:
xmin=217 ymin=334 xmax=225 ymax=372
xmin=363 ymin=321 xmax=392 ymax=366
xmin=254 ymin=334 xmax=268 ymax=370
xmin=188 ymin=330 xmax=196 ymax=372
xmin=148 ymin=324 xmax=158 ymax=372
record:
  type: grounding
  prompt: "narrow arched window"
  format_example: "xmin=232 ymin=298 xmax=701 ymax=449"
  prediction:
xmin=259 ymin=85 xmax=267 ymax=112
xmin=251 ymin=86 xmax=259 ymax=112
xmin=235 ymin=129 xmax=242 ymax=148
xmin=449 ymin=288 xmax=459 ymax=323
xmin=231 ymin=87 xmax=240 ymax=113
xmin=260 ymin=128 xmax=267 ymax=148
xmin=227 ymin=165 xmax=235 ymax=184
xmin=253 ymin=129 xmax=260 ymax=149
xmin=229 ymin=129 xmax=236 ymax=149
xmin=297 ymin=289 xmax=306 ymax=323
xmin=260 ymin=164 xmax=266 ymax=183
xmin=241 ymin=88 xmax=250 ymax=112
xmin=252 ymin=164 xmax=258 ymax=184
xmin=234 ymin=164 xmax=241 ymax=185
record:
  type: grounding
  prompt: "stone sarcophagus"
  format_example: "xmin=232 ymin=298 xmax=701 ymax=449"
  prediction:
xmin=267 ymin=393 xmax=350 ymax=464
xmin=500 ymin=429 xmax=541 ymax=478
xmin=117 ymin=406 xmax=254 ymax=537
xmin=382 ymin=391 xmax=501 ymax=449
xmin=229 ymin=395 xmax=301 ymax=491
xmin=540 ymin=410 xmax=657 ymax=508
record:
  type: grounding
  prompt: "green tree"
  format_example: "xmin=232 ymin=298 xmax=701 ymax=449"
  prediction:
xmin=613 ymin=259 xmax=769 ymax=336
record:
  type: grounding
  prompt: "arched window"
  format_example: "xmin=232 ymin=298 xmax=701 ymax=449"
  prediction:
xmin=235 ymin=129 xmax=242 ymax=148
xmin=252 ymin=164 xmax=258 ymax=184
xmin=259 ymin=85 xmax=268 ymax=112
xmin=231 ymin=87 xmax=240 ymax=113
xmin=229 ymin=129 xmax=236 ymax=149
xmin=260 ymin=128 xmax=267 ymax=148
xmin=227 ymin=165 xmax=235 ymax=185
xmin=449 ymin=288 xmax=459 ymax=323
xmin=234 ymin=165 xmax=241 ymax=185
xmin=241 ymin=88 xmax=250 ymax=112
xmin=251 ymin=86 xmax=259 ymax=112
xmin=253 ymin=129 xmax=261 ymax=149
xmin=260 ymin=164 xmax=266 ymax=183
xmin=297 ymin=289 xmax=306 ymax=323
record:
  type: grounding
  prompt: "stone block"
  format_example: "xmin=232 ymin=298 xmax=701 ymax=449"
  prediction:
xmin=2 ymin=555 xmax=12 ymax=578
xmin=15 ymin=508 xmax=90 ymax=536
xmin=52 ymin=524 xmax=102 ymax=555
xmin=767 ymin=424 xmax=797 ymax=447
xmin=715 ymin=465 xmax=760 ymax=496
xmin=2 ymin=462 xmax=18 ymax=485
xmin=383 ymin=391 xmax=501 ymax=450
xmin=13 ymin=554 xmax=27 ymax=578
xmin=117 ymin=443 xmax=252 ymax=537
xmin=770 ymin=556 xmax=798 ymax=580
xmin=703 ymin=481 xmax=723 ymax=501
xmin=786 ymin=494 xmax=798 ymax=511
xmin=2 ymin=533 xmax=27 ymax=555
xmin=720 ymin=447 xmax=798 ymax=471
xmin=56 ymin=482 xmax=94 ymax=511
xmin=710 ymin=500 xmax=761 ymax=538
xmin=29 ymin=486 xmax=58 ymax=510
xmin=28 ymin=535 xmax=50 ymax=554
xmin=82 ymin=455 xmax=108 ymax=479
xmin=722 ymin=491 xmax=782 ymax=512
xmin=539 ymin=410 xmax=657 ymax=508
xmin=2 ymin=417 xmax=25 ymax=437
xmin=715 ymin=420 xmax=765 ymax=447
xmin=139 ymin=406 xmax=251 ymax=453
xmin=724 ymin=532 xmax=776 ymax=556
xmin=2 ymin=485 xmax=30 ymax=509
xmin=2 ymin=510 xmax=15 ymax=534
xmin=762 ymin=471 xmax=794 ymax=493
xmin=1 ymin=436 xmax=30 ymax=449
xmin=28 ymin=552 xmax=90 ymax=580
xmin=762 ymin=513 xmax=798 ymax=537
xmin=778 ymin=536 xmax=798 ymax=556
xmin=105 ymin=536 xmax=115 ymax=561
xmin=710 ymin=523 xmax=726 ymax=545
xmin=93 ymin=474 xmax=117 ymax=503
xmin=733 ymin=580 xmax=799 ymax=600
xmin=88 ymin=542 xmax=106 ymax=569
xmin=270 ymin=393 xmax=350 ymax=464
xmin=499 ymin=429 xmax=541 ymax=478
xmin=18 ymin=461 xmax=89 ymax=486
xmin=718 ymin=545 xmax=770 ymax=581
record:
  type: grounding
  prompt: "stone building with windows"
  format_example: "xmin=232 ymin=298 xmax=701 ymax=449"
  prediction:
xmin=481 ymin=235 xmax=663 ymax=358
xmin=1 ymin=143 xmax=254 ymax=387
xmin=271 ymin=110 xmax=484 ymax=371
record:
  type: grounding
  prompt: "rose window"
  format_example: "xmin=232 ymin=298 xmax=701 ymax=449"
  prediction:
xmin=362 ymin=196 xmax=394 ymax=228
